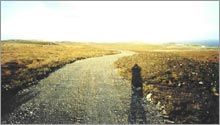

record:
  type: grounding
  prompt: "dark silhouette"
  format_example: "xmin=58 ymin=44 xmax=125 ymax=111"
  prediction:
xmin=1 ymin=90 xmax=40 ymax=122
xmin=128 ymin=64 xmax=147 ymax=124
xmin=131 ymin=64 xmax=143 ymax=97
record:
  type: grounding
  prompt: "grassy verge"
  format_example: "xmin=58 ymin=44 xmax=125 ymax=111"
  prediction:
xmin=1 ymin=40 xmax=117 ymax=100
xmin=115 ymin=50 xmax=219 ymax=123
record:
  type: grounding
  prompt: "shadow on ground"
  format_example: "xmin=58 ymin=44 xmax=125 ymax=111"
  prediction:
xmin=1 ymin=88 xmax=40 ymax=123
xmin=128 ymin=64 xmax=147 ymax=124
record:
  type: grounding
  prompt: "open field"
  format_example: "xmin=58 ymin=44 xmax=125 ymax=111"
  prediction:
xmin=87 ymin=42 xmax=217 ymax=52
xmin=1 ymin=40 xmax=117 ymax=100
xmin=115 ymin=49 xmax=219 ymax=123
xmin=1 ymin=40 xmax=219 ymax=124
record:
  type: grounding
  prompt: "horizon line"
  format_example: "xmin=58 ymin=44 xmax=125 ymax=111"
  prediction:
xmin=1 ymin=38 xmax=219 ymax=43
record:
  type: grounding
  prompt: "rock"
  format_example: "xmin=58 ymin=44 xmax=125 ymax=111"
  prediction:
xmin=162 ymin=109 xmax=168 ymax=115
xmin=212 ymin=87 xmax=219 ymax=96
xmin=199 ymin=81 xmax=203 ymax=85
xmin=163 ymin=115 xmax=169 ymax=119
xmin=136 ymin=87 xmax=141 ymax=91
xmin=165 ymin=120 xmax=175 ymax=123
xmin=161 ymin=105 xmax=165 ymax=110
xmin=4 ymin=84 xmax=10 ymax=89
xmin=156 ymin=101 xmax=162 ymax=110
xmin=146 ymin=93 xmax=153 ymax=102
xmin=168 ymin=80 xmax=174 ymax=86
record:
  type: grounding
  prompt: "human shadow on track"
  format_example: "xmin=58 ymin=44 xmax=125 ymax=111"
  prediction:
xmin=128 ymin=64 xmax=147 ymax=124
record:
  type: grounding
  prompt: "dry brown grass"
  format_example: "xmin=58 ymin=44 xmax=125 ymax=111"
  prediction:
xmin=1 ymin=40 xmax=116 ymax=96
xmin=88 ymin=42 xmax=217 ymax=52
xmin=87 ymin=42 xmax=164 ymax=52
xmin=115 ymin=49 xmax=219 ymax=123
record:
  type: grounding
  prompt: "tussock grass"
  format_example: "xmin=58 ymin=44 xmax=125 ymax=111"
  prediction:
xmin=115 ymin=50 xmax=219 ymax=124
xmin=1 ymin=40 xmax=117 ymax=99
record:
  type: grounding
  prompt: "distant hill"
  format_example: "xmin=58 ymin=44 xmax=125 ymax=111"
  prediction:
xmin=1 ymin=39 xmax=58 ymax=45
xmin=185 ymin=40 xmax=219 ymax=47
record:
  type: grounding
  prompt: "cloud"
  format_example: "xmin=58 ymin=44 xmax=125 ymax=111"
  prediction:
xmin=1 ymin=1 xmax=219 ymax=42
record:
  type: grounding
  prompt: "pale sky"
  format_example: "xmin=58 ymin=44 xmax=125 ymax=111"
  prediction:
xmin=1 ymin=1 xmax=219 ymax=43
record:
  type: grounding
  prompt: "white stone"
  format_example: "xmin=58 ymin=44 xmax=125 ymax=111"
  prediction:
xmin=199 ymin=81 xmax=203 ymax=85
xmin=146 ymin=93 xmax=153 ymax=102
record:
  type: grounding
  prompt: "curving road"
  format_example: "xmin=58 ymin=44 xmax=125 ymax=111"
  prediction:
xmin=2 ymin=51 xmax=169 ymax=124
